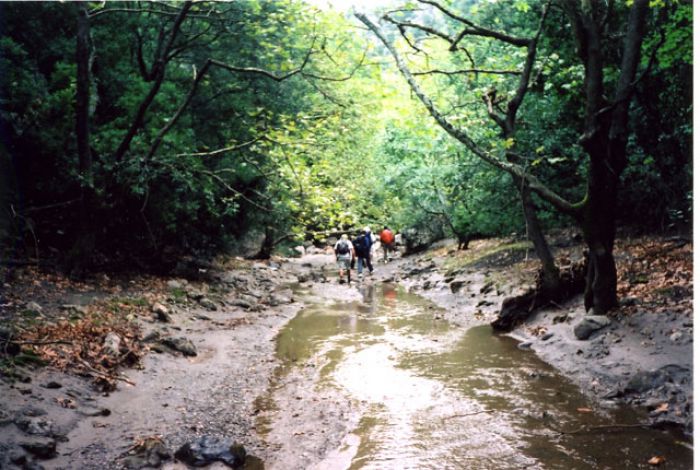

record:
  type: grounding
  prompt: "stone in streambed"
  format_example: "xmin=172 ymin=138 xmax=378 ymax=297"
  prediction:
xmin=574 ymin=315 xmax=611 ymax=340
xmin=19 ymin=436 xmax=56 ymax=459
xmin=198 ymin=297 xmax=218 ymax=311
xmin=161 ymin=337 xmax=197 ymax=357
xmin=14 ymin=415 xmax=53 ymax=437
xmin=174 ymin=435 xmax=246 ymax=468
xmin=449 ymin=280 xmax=465 ymax=293
xmin=152 ymin=303 xmax=171 ymax=322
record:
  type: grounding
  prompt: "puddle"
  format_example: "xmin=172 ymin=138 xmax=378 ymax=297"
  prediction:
xmin=263 ymin=284 xmax=692 ymax=469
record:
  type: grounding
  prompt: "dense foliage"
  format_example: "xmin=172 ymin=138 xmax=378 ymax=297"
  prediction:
xmin=0 ymin=0 xmax=691 ymax=275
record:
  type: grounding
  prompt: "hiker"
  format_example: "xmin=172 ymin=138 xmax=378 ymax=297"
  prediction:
xmin=360 ymin=226 xmax=375 ymax=276
xmin=352 ymin=230 xmax=371 ymax=279
xmin=379 ymin=225 xmax=395 ymax=262
xmin=334 ymin=234 xmax=354 ymax=284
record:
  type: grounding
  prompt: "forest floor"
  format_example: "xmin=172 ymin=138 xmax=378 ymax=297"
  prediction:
xmin=0 ymin=232 xmax=692 ymax=469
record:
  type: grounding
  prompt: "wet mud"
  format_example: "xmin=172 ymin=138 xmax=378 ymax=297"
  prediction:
xmin=256 ymin=281 xmax=692 ymax=469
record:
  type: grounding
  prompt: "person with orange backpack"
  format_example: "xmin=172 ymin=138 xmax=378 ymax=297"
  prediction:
xmin=379 ymin=226 xmax=395 ymax=263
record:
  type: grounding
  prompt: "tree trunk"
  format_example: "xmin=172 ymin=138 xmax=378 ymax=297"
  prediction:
xmin=581 ymin=154 xmax=619 ymax=314
xmin=70 ymin=1 xmax=95 ymax=273
xmin=512 ymin=176 xmax=561 ymax=295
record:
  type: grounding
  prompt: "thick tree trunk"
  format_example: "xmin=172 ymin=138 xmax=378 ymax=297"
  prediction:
xmin=581 ymin=154 xmax=619 ymax=314
xmin=71 ymin=2 xmax=95 ymax=273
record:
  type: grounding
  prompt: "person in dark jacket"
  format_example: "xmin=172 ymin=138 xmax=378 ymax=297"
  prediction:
xmin=357 ymin=227 xmax=374 ymax=277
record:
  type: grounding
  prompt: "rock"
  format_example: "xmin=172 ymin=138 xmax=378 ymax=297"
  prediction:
xmin=670 ymin=331 xmax=683 ymax=342
xmin=174 ymin=436 xmax=246 ymax=468
xmin=198 ymin=297 xmax=218 ymax=311
xmin=79 ymin=407 xmax=111 ymax=417
xmin=619 ymin=296 xmax=638 ymax=307
xmin=574 ymin=315 xmax=611 ymax=340
xmin=8 ymin=447 xmax=27 ymax=464
xmin=540 ymin=332 xmax=554 ymax=341
xmin=19 ymin=437 xmax=56 ymax=459
xmin=480 ymin=282 xmax=495 ymax=294
xmin=142 ymin=330 xmax=161 ymax=343
xmin=123 ymin=437 xmax=172 ymax=469
xmin=23 ymin=462 xmax=46 ymax=470
xmin=167 ymin=280 xmax=185 ymax=290
xmin=161 ymin=337 xmax=197 ymax=357
xmin=449 ymin=280 xmax=466 ymax=293
xmin=0 ymin=409 xmax=13 ymax=426
xmin=152 ymin=303 xmax=171 ymax=322
xmin=102 ymin=332 xmax=122 ymax=357
xmin=25 ymin=302 xmax=43 ymax=315
xmin=267 ymin=293 xmax=292 ymax=307
xmin=42 ymin=381 xmax=62 ymax=389
xmin=15 ymin=416 xmax=53 ymax=436
xmin=0 ymin=326 xmax=20 ymax=355
xmin=624 ymin=365 xmax=691 ymax=394
xmin=60 ymin=304 xmax=88 ymax=315
xmin=187 ymin=289 xmax=206 ymax=301
xmin=517 ymin=341 xmax=533 ymax=350
xmin=230 ymin=298 xmax=253 ymax=310
xmin=292 ymin=246 xmax=305 ymax=257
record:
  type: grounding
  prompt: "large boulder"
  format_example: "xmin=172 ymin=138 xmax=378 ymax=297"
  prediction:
xmin=402 ymin=226 xmax=444 ymax=255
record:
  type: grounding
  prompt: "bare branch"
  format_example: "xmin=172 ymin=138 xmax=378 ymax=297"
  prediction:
xmin=174 ymin=137 xmax=263 ymax=158
xmin=417 ymin=0 xmax=530 ymax=47
xmin=382 ymin=15 xmax=453 ymax=42
xmin=301 ymin=46 xmax=368 ymax=82
xmin=414 ymin=68 xmax=519 ymax=76
xmin=209 ymin=36 xmax=315 ymax=82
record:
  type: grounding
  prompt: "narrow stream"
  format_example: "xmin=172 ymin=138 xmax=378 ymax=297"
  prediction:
xmin=268 ymin=283 xmax=692 ymax=469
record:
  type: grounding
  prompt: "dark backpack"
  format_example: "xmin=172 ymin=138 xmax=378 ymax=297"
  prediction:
xmin=336 ymin=240 xmax=350 ymax=255
xmin=352 ymin=237 xmax=363 ymax=256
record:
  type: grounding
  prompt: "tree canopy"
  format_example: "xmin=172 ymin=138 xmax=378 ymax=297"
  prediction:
xmin=0 ymin=0 xmax=692 ymax=311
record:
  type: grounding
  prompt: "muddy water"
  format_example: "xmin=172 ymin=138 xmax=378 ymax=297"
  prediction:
xmin=264 ymin=284 xmax=692 ymax=469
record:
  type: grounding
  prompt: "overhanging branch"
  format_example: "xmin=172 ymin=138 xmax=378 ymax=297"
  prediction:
xmin=356 ymin=12 xmax=580 ymax=219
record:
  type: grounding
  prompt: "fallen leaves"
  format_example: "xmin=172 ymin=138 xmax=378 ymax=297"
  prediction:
xmin=16 ymin=300 xmax=146 ymax=392
xmin=616 ymin=237 xmax=692 ymax=316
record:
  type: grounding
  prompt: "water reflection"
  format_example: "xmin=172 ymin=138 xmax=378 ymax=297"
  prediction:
xmin=273 ymin=284 xmax=692 ymax=469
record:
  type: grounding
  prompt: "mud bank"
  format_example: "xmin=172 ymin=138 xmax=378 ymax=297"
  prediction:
xmin=0 ymin=260 xmax=308 ymax=469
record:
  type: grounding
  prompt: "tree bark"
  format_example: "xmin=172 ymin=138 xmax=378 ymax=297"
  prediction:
xmin=514 ymin=177 xmax=560 ymax=294
xmin=568 ymin=0 xmax=650 ymax=314
xmin=71 ymin=1 xmax=95 ymax=272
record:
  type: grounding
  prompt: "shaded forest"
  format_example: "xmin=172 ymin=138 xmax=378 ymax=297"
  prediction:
xmin=0 ymin=0 xmax=692 ymax=311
